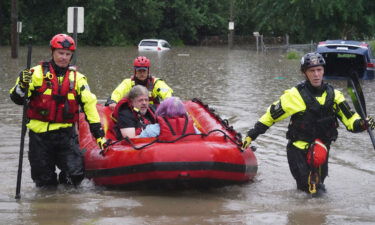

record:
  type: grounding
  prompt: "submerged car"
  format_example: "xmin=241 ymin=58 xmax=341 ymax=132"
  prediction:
xmin=317 ymin=40 xmax=375 ymax=80
xmin=138 ymin=39 xmax=171 ymax=52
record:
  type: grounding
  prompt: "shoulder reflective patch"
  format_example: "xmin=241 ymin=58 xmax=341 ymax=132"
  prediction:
xmin=158 ymin=88 xmax=170 ymax=93
xmin=80 ymin=84 xmax=90 ymax=92
xmin=270 ymin=101 xmax=285 ymax=120
xmin=338 ymin=101 xmax=354 ymax=119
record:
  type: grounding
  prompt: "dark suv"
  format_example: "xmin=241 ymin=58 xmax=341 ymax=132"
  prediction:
xmin=316 ymin=40 xmax=375 ymax=80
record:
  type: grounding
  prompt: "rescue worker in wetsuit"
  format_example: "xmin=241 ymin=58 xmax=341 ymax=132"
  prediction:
xmin=9 ymin=34 xmax=106 ymax=187
xmin=242 ymin=52 xmax=375 ymax=195
xmin=105 ymin=56 xmax=173 ymax=110
xmin=138 ymin=97 xmax=199 ymax=139
xmin=112 ymin=85 xmax=157 ymax=139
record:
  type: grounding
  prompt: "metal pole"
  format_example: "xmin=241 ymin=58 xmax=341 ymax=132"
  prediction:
xmin=72 ymin=7 xmax=78 ymax=65
xmin=15 ymin=36 xmax=32 ymax=199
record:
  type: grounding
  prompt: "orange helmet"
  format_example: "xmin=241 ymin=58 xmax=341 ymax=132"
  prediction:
xmin=307 ymin=139 xmax=328 ymax=168
xmin=50 ymin=34 xmax=76 ymax=51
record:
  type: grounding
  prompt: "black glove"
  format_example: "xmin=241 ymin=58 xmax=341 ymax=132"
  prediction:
xmin=89 ymin=123 xmax=105 ymax=139
xmin=19 ymin=69 xmax=33 ymax=89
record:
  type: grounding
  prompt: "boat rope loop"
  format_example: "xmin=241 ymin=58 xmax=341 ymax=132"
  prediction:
xmin=103 ymin=129 xmax=242 ymax=153
xmin=191 ymin=98 xmax=243 ymax=144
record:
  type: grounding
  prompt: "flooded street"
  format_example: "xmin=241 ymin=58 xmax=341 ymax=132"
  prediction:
xmin=1 ymin=45 xmax=375 ymax=225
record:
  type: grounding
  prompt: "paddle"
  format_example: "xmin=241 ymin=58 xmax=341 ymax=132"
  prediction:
xmin=15 ymin=36 xmax=33 ymax=199
xmin=347 ymin=71 xmax=375 ymax=150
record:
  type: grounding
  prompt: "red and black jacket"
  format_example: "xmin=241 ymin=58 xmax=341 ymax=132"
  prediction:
xmin=27 ymin=62 xmax=79 ymax=123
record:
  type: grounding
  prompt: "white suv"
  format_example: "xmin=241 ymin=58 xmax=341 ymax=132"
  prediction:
xmin=138 ymin=39 xmax=171 ymax=52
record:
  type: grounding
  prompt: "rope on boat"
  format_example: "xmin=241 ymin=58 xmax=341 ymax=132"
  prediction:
xmin=100 ymin=99 xmax=245 ymax=155
xmin=191 ymin=98 xmax=243 ymax=143
xmin=104 ymin=129 xmax=242 ymax=152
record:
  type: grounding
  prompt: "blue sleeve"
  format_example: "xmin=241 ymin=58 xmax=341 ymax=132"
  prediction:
xmin=139 ymin=124 xmax=160 ymax=138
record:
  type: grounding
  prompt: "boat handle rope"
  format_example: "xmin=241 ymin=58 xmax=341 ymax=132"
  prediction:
xmin=101 ymin=129 xmax=243 ymax=154
xmin=191 ymin=98 xmax=243 ymax=144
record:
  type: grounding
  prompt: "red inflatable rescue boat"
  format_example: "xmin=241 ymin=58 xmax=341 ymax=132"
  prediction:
xmin=79 ymin=98 xmax=257 ymax=188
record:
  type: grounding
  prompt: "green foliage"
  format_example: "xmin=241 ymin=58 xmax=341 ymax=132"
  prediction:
xmin=286 ymin=51 xmax=300 ymax=60
xmin=1 ymin=0 xmax=375 ymax=46
xmin=246 ymin=0 xmax=375 ymax=43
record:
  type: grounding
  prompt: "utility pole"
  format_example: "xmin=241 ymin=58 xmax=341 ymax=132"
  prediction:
xmin=228 ymin=0 xmax=234 ymax=49
xmin=0 ymin=1 xmax=3 ymax=45
xmin=11 ymin=0 xmax=19 ymax=58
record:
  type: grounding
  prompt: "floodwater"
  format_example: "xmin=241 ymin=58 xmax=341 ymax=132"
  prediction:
xmin=1 ymin=45 xmax=375 ymax=225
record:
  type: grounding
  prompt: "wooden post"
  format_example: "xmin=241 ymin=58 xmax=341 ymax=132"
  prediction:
xmin=228 ymin=0 xmax=234 ymax=49
xmin=0 ymin=1 xmax=3 ymax=45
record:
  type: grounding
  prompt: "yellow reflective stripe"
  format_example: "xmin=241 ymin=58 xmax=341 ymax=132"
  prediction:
xmin=67 ymin=93 xmax=75 ymax=100
xmin=44 ymin=89 xmax=52 ymax=95
xmin=292 ymin=140 xmax=309 ymax=150
xmin=26 ymin=119 xmax=73 ymax=133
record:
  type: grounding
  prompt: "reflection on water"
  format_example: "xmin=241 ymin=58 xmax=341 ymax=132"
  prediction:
xmin=1 ymin=46 xmax=375 ymax=224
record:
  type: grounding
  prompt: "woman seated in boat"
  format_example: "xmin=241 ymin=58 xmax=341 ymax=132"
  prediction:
xmin=111 ymin=85 xmax=157 ymax=139
xmin=139 ymin=97 xmax=200 ymax=139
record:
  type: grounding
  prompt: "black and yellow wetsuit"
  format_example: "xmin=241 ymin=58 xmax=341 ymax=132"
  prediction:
xmin=247 ymin=81 xmax=365 ymax=192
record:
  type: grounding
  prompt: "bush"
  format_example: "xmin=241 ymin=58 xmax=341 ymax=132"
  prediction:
xmin=286 ymin=51 xmax=300 ymax=59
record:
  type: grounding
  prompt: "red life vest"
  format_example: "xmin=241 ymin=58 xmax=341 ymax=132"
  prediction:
xmin=158 ymin=115 xmax=196 ymax=140
xmin=112 ymin=98 xmax=156 ymax=136
xmin=130 ymin=76 xmax=160 ymax=105
xmin=27 ymin=62 xmax=79 ymax=123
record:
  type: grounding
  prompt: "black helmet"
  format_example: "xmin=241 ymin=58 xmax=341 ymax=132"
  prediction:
xmin=300 ymin=52 xmax=325 ymax=72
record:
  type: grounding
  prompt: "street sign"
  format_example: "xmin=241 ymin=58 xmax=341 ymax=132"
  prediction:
xmin=228 ymin=21 xmax=234 ymax=30
xmin=17 ymin=21 xmax=22 ymax=33
xmin=67 ymin=7 xmax=84 ymax=33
